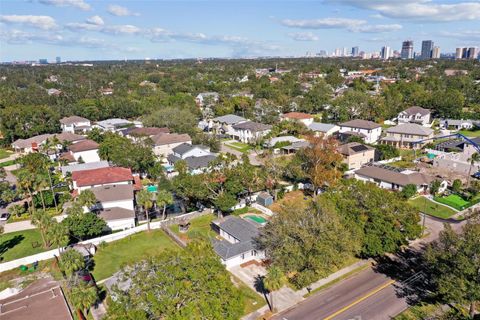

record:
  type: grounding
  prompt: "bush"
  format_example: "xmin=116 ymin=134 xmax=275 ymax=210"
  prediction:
xmin=400 ymin=184 xmax=417 ymax=199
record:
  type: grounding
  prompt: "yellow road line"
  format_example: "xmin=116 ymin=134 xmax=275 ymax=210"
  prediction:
xmin=323 ymin=279 xmax=396 ymax=320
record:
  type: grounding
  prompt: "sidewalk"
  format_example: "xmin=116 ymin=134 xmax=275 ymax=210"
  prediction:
xmin=3 ymin=215 xmax=66 ymax=233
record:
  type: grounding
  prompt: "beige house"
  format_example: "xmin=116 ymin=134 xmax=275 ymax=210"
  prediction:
xmin=151 ymin=133 xmax=192 ymax=158
xmin=337 ymin=142 xmax=375 ymax=170
xmin=381 ymin=123 xmax=434 ymax=149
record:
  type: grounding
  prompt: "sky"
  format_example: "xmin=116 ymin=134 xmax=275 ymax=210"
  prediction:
xmin=0 ymin=0 xmax=479 ymax=61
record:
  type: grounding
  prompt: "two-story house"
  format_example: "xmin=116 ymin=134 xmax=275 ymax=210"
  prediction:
xmin=337 ymin=142 xmax=375 ymax=170
xmin=167 ymin=143 xmax=217 ymax=173
xmin=397 ymin=106 xmax=431 ymax=126
xmin=209 ymin=114 xmax=247 ymax=137
xmin=91 ymin=184 xmax=135 ymax=231
xmin=281 ymin=112 xmax=314 ymax=127
xmin=66 ymin=139 xmax=100 ymax=163
xmin=72 ymin=167 xmax=138 ymax=191
xmin=60 ymin=116 xmax=91 ymax=133
xmin=381 ymin=123 xmax=434 ymax=149
xmin=232 ymin=121 xmax=272 ymax=144
xmin=94 ymin=118 xmax=141 ymax=132
xmin=338 ymin=119 xmax=382 ymax=144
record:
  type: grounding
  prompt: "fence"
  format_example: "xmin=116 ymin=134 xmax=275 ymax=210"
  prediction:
xmin=0 ymin=209 xmax=211 ymax=273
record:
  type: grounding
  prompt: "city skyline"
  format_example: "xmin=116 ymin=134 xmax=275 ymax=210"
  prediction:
xmin=1 ymin=0 xmax=480 ymax=61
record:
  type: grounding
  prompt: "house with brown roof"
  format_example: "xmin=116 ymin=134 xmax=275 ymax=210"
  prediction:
xmin=337 ymin=142 xmax=375 ymax=170
xmin=60 ymin=116 xmax=91 ymax=133
xmin=231 ymin=121 xmax=272 ymax=144
xmin=90 ymin=184 xmax=136 ymax=230
xmin=338 ymin=119 xmax=382 ymax=144
xmin=98 ymin=207 xmax=136 ymax=231
xmin=151 ymin=133 xmax=192 ymax=158
xmin=66 ymin=139 xmax=100 ymax=163
xmin=72 ymin=167 xmax=135 ymax=191
xmin=12 ymin=132 xmax=85 ymax=154
xmin=281 ymin=112 xmax=314 ymax=126
xmin=397 ymin=106 xmax=431 ymax=126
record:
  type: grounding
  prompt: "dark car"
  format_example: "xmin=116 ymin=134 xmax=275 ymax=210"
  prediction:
xmin=0 ymin=213 xmax=10 ymax=221
xmin=473 ymin=171 xmax=480 ymax=179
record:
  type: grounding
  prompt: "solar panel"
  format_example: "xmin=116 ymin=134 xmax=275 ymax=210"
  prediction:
xmin=351 ymin=145 xmax=369 ymax=152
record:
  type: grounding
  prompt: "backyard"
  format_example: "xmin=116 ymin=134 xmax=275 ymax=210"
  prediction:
xmin=225 ymin=141 xmax=253 ymax=153
xmin=0 ymin=229 xmax=49 ymax=263
xmin=169 ymin=213 xmax=217 ymax=242
xmin=269 ymin=190 xmax=310 ymax=213
xmin=92 ymin=229 xmax=179 ymax=281
xmin=458 ymin=129 xmax=480 ymax=137
xmin=408 ymin=196 xmax=457 ymax=219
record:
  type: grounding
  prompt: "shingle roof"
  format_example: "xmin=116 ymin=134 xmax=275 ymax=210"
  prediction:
xmin=232 ymin=121 xmax=272 ymax=132
xmin=172 ymin=143 xmax=208 ymax=156
xmin=12 ymin=132 xmax=85 ymax=149
xmin=308 ymin=122 xmax=338 ymax=132
xmin=337 ymin=142 xmax=374 ymax=156
xmin=60 ymin=116 xmax=90 ymax=125
xmin=386 ymin=123 xmax=434 ymax=136
xmin=168 ymin=154 xmax=217 ymax=170
xmin=98 ymin=207 xmax=135 ymax=221
xmin=212 ymin=114 xmax=247 ymax=125
xmin=151 ymin=133 xmax=191 ymax=146
xmin=400 ymin=106 xmax=430 ymax=116
xmin=124 ymin=127 xmax=170 ymax=137
xmin=54 ymin=132 xmax=86 ymax=143
xmin=90 ymin=184 xmax=134 ymax=202
xmin=282 ymin=112 xmax=313 ymax=120
xmin=214 ymin=216 xmax=259 ymax=242
xmin=339 ymin=119 xmax=381 ymax=130
xmin=72 ymin=167 xmax=133 ymax=187
xmin=60 ymin=161 xmax=109 ymax=175
xmin=355 ymin=166 xmax=434 ymax=187
xmin=212 ymin=239 xmax=257 ymax=260
xmin=68 ymin=139 xmax=99 ymax=153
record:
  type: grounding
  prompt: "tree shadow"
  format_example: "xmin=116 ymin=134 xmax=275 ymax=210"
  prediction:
xmin=254 ymin=274 xmax=272 ymax=311
xmin=0 ymin=235 xmax=25 ymax=261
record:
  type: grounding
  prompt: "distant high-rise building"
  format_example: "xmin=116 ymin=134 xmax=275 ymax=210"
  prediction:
xmin=351 ymin=46 xmax=359 ymax=57
xmin=317 ymin=50 xmax=327 ymax=57
xmin=432 ymin=46 xmax=441 ymax=59
xmin=56 ymin=56 xmax=61 ymax=63
xmin=467 ymin=47 xmax=479 ymax=59
xmin=38 ymin=59 xmax=48 ymax=64
xmin=334 ymin=48 xmax=342 ymax=57
xmin=456 ymin=47 xmax=465 ymax=59
xmin=401 ymin=40 xmax=414 ymax=59
xmin=343 ymin=47 xmax=348 ymax=57
xmin=381 ymin=46 xmax=391 ymax=60
xmin=420 ymin=40 xmax=434 ymax=59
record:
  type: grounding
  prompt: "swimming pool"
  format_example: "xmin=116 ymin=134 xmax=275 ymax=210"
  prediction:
xmin=146 ymin=185 xmax=158 ymax=193
xmin=245 ymin=215 xmax=267 ymax=224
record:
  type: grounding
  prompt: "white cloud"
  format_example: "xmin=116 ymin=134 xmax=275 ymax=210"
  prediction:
xmin=287 ymin=32 xmax=319 ymax=41
xmin=102 ymin=24 xmax=141 ymax=34
xmin=0 ymin=15 xmax=57 ymax=30
xmin=39 ymin=0 xmax=91 ymax=11
xmin=65 ymin=22 xmax=101 ymax=31
xmin=439 ymin=30 xmax=480 ymax=41
xmin=107 ymin=4 xmax=139 ymax=17
xmin=280 ymin=17 xmax=402 ymax=33
xmin=86 ymin=15 xmax=104 ymax=26
xmin=330 ymin=0 xmax=480 ymax=22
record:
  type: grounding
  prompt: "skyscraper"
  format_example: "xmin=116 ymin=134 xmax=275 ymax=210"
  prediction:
xmin=432 ymin=46 xmax=441 ymax=59
xmin=351 ymin=46 xmax=359 ymax=57
xmin=401 ymin=40 xmax=414 ymax=59
xmin=420 ymin=40 xmax=434 ymax=59
xmin=455 ymin=47 xmax=465 ymax=59
xmin=467 ymin=47 xmax=479 ymax=59
xmin=381 ymin=46 xmax=391 ymax=60
xmin=56 ymin=56 xmax=61 ymax=63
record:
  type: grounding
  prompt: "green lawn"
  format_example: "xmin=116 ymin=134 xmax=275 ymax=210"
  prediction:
xmin=226 ymin=141 xmax=253 ymax=153
xmin=434 ymin=194 xmax=471 ymax=211
xmin=169 ymin=213 xmax=217 ymax=242
xmin=0 ymin=229 xmax=49 ymax=263
xmin=0 ymin=160 xmax=16 ymax=168
xmin=0 ymin=149 xmax=13 ymax=160
xmin=459 ymin=129 xmax=480 ymax=137
xmin=408 ymin=197 xmax=457 ymax=219
xmin=91 ymin=229 xmax=179 ymax=281
xmin=231 ymin=275 xmax=266 ymax=315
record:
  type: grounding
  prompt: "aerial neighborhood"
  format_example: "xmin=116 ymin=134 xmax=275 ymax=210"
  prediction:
xmin=0 ymin=51 xmax=480 ymax=320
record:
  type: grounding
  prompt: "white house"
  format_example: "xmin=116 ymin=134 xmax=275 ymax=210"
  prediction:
xmin=212 ymin=216 xmax=265 ymax=268
xmin=440 ymin=119 xmax=475 ymax=131
xmin=232 ymin=121 xmax=272 ymax=144
xmin=60 ymin=116 xmax=91 ymax=133
xmin=397 ymin=106 xmax=431 ymax=126
xmin=209 ymin=114 xmax=247 ymax=137
xmin=67 ymin=139 xmax=100 ymax=163
xmin=167 ymin=143 xmax=217 ymax=173
xmin=12 ymin=132 xmax=85 ymax=154
xmin=94 ymin=118 xmax=140 ymax=132
xmin=281 ymin=112 xmax=314 ymax=126
xmin=90 ymin=184 xmax=135 ymax=211
xmin=308 ymin=122 xmax=340 ymax=137
xmin=338 ymin=119 xmax=382 ymax=144
xmin=151 ymin=133 xmax=192 ymax=158
xmin=98 ymin=207 xmax=136 ymax=231
xmin=60 ymin=161 xmax=110 ymax=176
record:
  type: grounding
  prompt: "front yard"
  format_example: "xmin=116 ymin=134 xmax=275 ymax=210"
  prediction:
xmin=408 ymin=197 xmax=457 ymax=219
xmin=92 ymin=229 xmax=179 ymax=281
xmin=0 ymin=148 xmax=13 ymax=160
xmin=0 ymin=229 xmax=49 ymax=263
xmin=225 ymin=141 xmax=253 ymax=153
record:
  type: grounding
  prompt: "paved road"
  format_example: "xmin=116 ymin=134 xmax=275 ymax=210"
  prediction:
xmin=273 ymin=215 xmax=467 ymax=320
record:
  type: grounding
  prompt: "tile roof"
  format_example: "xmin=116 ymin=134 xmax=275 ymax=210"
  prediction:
xmin=212 ymin=114 xmax=247 ymax=125
xmin=68 ymin=139 xmax=99 ymax=153
xmin=282 ymin=112 xmax=313 ymax=120
xmin=339 ymin=119 xmax=381 ymax=130
xmin=355 ymin=165 xmax=434 ymax=187
xmin=151 ymin=133 xmax=191 ymax=146
xmin=337 ymin=142 xmax=374 ymax=156
xmin=98 ymin=207 xmax=135 ymax=221
xmin=386 ymin=123 xmax=434 ymax=136
xmin=232 ymin=121 xmax=272 ymax=132
xmin=90 ymin=184 xmax=134 ymax=202
xmin=400 ymin=106 xmax=431 ymax=116
xmin=60 ymin=116 xmax=90 ymax=125
xmin=72 ymin=167 xmax=133 ymax=187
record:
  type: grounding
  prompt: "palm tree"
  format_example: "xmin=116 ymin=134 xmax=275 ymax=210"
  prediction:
xmin=77 ymin=189 xmax=97 ymax=211
xmin=263 ymin=266 xmax=287 ymax=312
xmin=16 ymin=170 xmax=36 ymax=213
xmin=69 ymin=282 xmax=98 ymax=319
xmin=8 ymin=204 xmax=25 ymax=218
xmin=47 ymin=222 xmax=69 ymax=254
xmin=31 ymin=209 xmax=54 ymax=248
xmin=156 ymin=189 xmax=174 ymax=220
xmin=34 ymin=175 xmax=49 ymax=210
xmin=137 ymin=189 xmax=153 ymax=231
xmin=59 ymin=249 xmax=85 ymax=277
xmin=467 ymin=152 xmax=480 ymax=187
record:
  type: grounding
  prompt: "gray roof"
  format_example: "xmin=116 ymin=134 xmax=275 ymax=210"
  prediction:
xmin=172 ymin=143 xmax=208 ymax=156
xmin=90 ymin=184 xmax=134 ymax=203
xmin=212 ymin=114 xmax=247 ymax=125
xmin=232 ymin=121 xmax=272 ymax=132
xmin=266 ymin=136 xmax=303 ymax=147
xmin=212 ymin=239 xmax=257 ymax=260
xmin=98 ymin=207 xmax=135 ymax=221
xmin=214 ymin=216 xmax=259 ymax=242
xmin=281 ymin=140 xmax=310 ymax=151
xmin=60 ymin=116 xmax=90 ymax=125
xmin=337 ymin=142 xmax=374 ymax=156
xmin=355 ymin=165 xmax=434 ymax=187
xmin=60 ymin=161 xmax=110 ymax=175
xmin=442 ymin=119 xmax=474 ymax=126
xmin=339 ymin=119 xmax=381 ymax=130
xmin=151 ymin=133 xmax=191 ymax=146
xmin=12 ymin=132 xmax=85 ymax=149
xmin=167 ymin=154 xmax=217 ymax=170
xmin=386 ymin=123 xmax=434 ymax=136
xmin=308 ymin=122 xmax=338 ymax=132
xmin=400 ymin=106 xmax=430 ymax=116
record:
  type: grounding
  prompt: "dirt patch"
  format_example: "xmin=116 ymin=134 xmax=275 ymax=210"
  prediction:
xmin=269 ymin=190 xmax=310 ymax=213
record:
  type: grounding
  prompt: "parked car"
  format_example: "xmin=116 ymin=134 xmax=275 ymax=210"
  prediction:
xmin=473 ymin=171 xmax=480 ymax=179
xmin=0 ymin=213 xmax=10 ymax=221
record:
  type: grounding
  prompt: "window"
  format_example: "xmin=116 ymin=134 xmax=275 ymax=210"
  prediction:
xmin=241 ymin=254 xmax=245 ymax=259
xmin=252 ymin=250 xmax=257 ymax=256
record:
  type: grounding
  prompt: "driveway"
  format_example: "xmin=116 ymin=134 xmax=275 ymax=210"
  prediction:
xmin=220 ymin=141 xmax=263 ymax=166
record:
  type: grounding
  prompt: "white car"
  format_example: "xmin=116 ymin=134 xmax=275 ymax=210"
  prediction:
xmin=0 ymin=213 xmax=10 ymax=221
